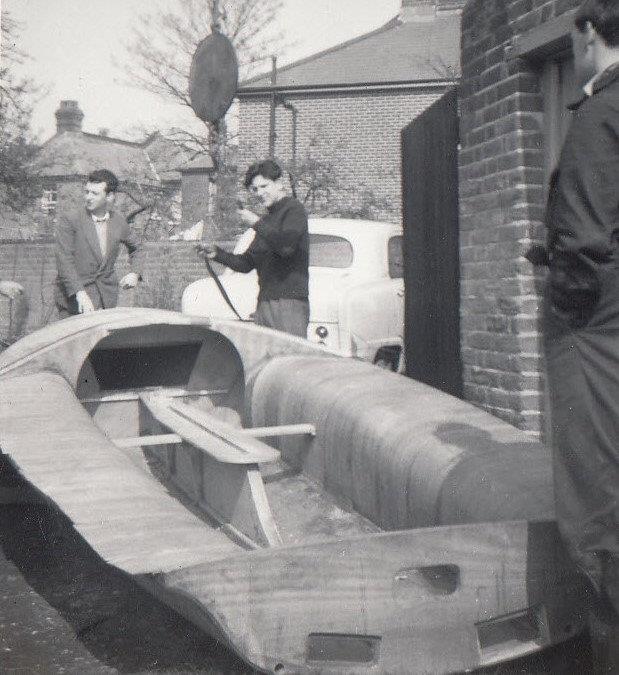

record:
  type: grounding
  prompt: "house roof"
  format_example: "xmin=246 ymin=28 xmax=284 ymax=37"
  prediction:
xmin=35 ymin=130 xmax=194 ymax=184
xmin=141 ymin=132 xmax=196 ymax=183
xmin=36 ymin=131 xmax=159 ymax=182
xmin=239 ymin=12 xmax=461 ymax=93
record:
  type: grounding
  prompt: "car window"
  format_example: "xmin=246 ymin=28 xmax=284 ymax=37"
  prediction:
xmin=309 ymin=233 xmax=354 ymax=268
xmin=388 ymin=236 xmax=404 ymax=278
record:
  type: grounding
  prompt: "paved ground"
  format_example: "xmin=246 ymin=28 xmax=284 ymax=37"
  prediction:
xmin=0 ymin=476 xmax=593 ymax=674
xmin=0 ymin=493 xmax=252 ymax=674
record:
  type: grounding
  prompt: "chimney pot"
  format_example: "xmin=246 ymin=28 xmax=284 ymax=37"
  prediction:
xmin=55 ymin=100 xmax=84 ymax=133
xmin=399 ymin=0 xmax=465 ymax=22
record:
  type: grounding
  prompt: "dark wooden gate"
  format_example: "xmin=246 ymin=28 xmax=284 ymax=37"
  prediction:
xmin=401 ymin=88 xmax=462 ymax=397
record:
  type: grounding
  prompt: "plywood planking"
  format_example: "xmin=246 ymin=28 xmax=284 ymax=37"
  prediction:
xmin=145 ymin=520 xmax=587 ymax=674
xmin=0 ymin=371 xmax=240 ymax=574
xmin=249 ymin=356 xmax=555 ymax=530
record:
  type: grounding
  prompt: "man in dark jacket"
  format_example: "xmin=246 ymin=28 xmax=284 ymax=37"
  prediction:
xmin=198 ymin=159 xmax=309 ymax=337
xmin=541 ymin=0 xmax=618 ymax=668
xmin=55 ymin=169 xmax=141 ymax=317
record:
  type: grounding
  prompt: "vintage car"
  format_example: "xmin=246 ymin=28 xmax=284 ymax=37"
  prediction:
xmin=181 ymin=218 xmax=405 ymax=370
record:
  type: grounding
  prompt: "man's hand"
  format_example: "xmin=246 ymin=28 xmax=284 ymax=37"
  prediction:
xmin=195 ymin=242 xmax=218 ymax=260
xmin=75 ymin=290 xmax=95 ymax=313
xmin=238 ymin=207 xmax=259 ymax=226
xmin=0 ymin=280 xmax=23 ymax=300
xmin=119 ymin=272 xmax=139 ymax=289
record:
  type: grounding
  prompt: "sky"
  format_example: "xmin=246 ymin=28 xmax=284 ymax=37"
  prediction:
xmin=4 ymin=0 xmax=402 ymax=142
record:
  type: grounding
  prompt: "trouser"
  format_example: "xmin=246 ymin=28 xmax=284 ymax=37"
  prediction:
xmin=589 ymin=609 xmax=619 ymax=674
xmin=253 ymin=298 xmax=309 ymax=338
xmin=543 ymin=294 xmax=619 ymax=673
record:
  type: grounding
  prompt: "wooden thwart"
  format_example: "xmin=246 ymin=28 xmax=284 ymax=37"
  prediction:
xmin=139 ymin=394 xmax=279 ymax=464
xmin=245 ymin=423 xmax=315 ymax=438
xmin=113 ymin=433 xmax=182 ymax=449
xmin=113 ymin=424 xmax=315 ymax=449
xmin=80 ymin=387 xmax=227 ymax=404
xmin=0 ymin=371 xmax=241 ymax=574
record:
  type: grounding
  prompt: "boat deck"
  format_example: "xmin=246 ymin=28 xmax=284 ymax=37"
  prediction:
xmin=0 ymin=372 xmax=241 ymax=575
xmin=261 ymin=461 xmax=379 ymax=545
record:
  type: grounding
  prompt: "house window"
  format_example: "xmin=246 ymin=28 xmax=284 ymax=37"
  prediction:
xmin=41 ymin=189 xmax=58 ymax=214
xmin=541 ymin=54 xmax=577 ymax=184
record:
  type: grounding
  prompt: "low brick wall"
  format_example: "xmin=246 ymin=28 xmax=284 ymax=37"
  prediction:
xmin=0 ymin=239 xmax=227 ymax=343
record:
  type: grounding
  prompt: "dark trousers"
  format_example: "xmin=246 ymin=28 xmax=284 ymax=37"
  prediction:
xmin=253 ymin=298 xmax=309 ymax=338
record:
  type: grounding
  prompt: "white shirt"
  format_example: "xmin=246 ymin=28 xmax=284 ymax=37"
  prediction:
xmin=92 ymin=212 xmax=110 ymax=257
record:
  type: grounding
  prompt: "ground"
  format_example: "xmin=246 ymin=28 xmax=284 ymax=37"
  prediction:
xmin=0 ymin=476 xmax=593 ymax=674
xmin=0 ymin=489 xmax=252 ymax=674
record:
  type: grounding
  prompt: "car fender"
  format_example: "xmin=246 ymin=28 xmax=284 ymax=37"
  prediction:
xmin=338 ymin=278 xmax=404 ymax=362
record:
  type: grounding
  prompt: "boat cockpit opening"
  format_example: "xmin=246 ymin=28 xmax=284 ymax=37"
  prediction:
xmin=77 ymin=324 xmax=246 ymax=440
xmin=74 ymin=323 xmax=378 ymax=550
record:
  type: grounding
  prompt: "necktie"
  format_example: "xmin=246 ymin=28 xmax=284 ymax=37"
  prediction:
xmin=92 ymin=214 xmax=109 ymax=257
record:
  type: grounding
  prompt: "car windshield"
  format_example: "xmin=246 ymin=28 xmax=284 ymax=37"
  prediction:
xmin=388 ymin=236 xmax=403 ymax=278
xmin=309 ymin=233 xmax=354 ymax=268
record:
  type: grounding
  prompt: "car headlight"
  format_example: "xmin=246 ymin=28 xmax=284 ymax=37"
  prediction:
xmin=315 ymin=325 xmax=329 ymax=342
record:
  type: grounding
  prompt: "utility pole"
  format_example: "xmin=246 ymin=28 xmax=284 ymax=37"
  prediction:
xmin=268 ymin=55 xmax=277 ymax=158
xmin=208 ymin=0 xmax=223 ymax=234
xmin=211 ymin=0 xmax=222 ymax=32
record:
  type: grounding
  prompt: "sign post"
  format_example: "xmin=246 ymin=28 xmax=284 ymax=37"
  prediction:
xmin=188 ymin=10 xmax=239 ymax=240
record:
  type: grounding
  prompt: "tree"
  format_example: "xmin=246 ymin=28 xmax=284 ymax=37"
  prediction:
xmin=123 ymin=0 xmax=283 ymax=148
xmin=122 ymin=0 xmax=284 ymax=236
xmin=125 ymin=0 xmax=282 ymax=102
xmin=0 ymin=11 xmax=41 ymax=222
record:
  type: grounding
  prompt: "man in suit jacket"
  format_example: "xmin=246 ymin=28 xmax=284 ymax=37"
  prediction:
xmin=55 ymin=169 xmax=141 ymax=317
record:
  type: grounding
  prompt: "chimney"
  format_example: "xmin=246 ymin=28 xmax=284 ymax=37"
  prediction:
xmin=399 ymin=0 xmax=465 ymax=21
xmin=178 ymin=155 xmax=215 ymax=235
xmin=55 ymin=100 xmax=84 ymax=133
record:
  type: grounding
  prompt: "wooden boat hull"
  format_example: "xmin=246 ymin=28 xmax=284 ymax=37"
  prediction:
xmin=0 ymin=308 xmax=588 ymax=673
xmin=137 ymin=520 xmax=585 ymax=674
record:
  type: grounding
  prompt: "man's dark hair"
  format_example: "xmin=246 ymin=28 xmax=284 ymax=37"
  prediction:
xmin=243 ymin=159 xmax=282 ymax=189
xmin=88 ymin=169 xmax=119 ymax=194
xmin=575 ymin=0 xmax=619 ymax=47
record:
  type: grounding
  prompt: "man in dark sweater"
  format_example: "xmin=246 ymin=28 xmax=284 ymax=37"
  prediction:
xmin=198 ymin=160 xmax=309 ymax=337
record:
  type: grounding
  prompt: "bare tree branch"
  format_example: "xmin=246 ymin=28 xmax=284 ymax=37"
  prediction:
xmin=0 ymin=10 xmax=43 ymax=216
xmin=120 ymin=0 xmax=284 ymax=107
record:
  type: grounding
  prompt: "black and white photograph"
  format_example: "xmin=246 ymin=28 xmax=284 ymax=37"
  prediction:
xmin=0 ymin=0 xmax=617 ymax=672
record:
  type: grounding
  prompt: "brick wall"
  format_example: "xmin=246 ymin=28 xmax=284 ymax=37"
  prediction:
xmin=458 ymin=0 xmax=579 ymax=433
xmin=0 ymin=239 xmax=229 ymax=343
xmin=238 ymin=87 xmax=448 ymax=221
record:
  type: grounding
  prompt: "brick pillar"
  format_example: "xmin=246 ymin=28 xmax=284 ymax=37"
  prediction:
xmin=179 ymin=156 xmax=215 ymax=237
xmin=458 ymin=0 xmax=579 ymax=434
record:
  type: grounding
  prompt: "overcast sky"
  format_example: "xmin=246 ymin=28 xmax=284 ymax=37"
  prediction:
xmin=4 ymin=0 xmax=402 ymax=141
